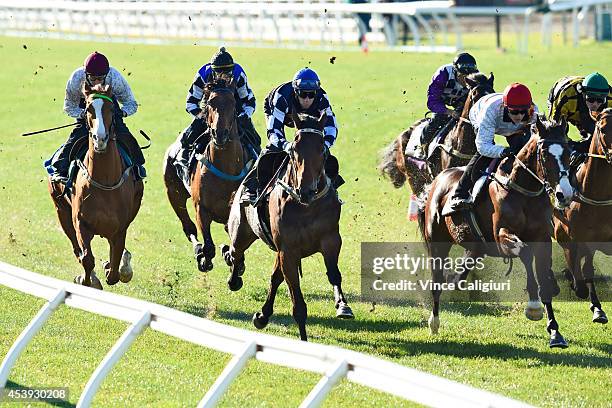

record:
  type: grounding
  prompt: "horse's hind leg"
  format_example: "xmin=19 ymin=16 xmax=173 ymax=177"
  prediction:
xmin=163 ymin=156 xmax=203 ymax=270
xmin=582 ymin=252 xmax=607 ymax=324
xmin=321 ymin=233 xmax=354 ymax=319
xmin=429 ymin=242 xmax=451 ymax=335
xmin=223 ymin=204 xmax=257 ymax=292
xmin=253 ymin=255 xmax=283 ymax=330
xmin=105 ymin=230 xmax=127 ymax=286
xmin=280 ymin=250 xmax=308 ymax=341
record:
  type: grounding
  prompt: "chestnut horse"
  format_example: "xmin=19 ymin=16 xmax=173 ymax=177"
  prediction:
xmin=379 ymin=73 xmax=495 ymax=197
xmin=222 ymin=114 xmax=353 ymax=341
xmin=163 ymin=83 xmax=251 ymax=272
xmin=418 ymin=117 xmax=573 ymax=348
xmin=48 ymin=84 xmax=143 ymax=289
xmin=553 ymin=108 xmax=612 ymax=324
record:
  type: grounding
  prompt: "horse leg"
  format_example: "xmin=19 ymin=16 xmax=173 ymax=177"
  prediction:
xmin=48 ymin=182 xmax=80 ymax=258
xmin=571 ymin=243 xmax=589 ymax=299
xmin=533 ymin=242 xmax=567 ymax=348
xmin=321 ymin=234 xmax=353 ymax=319
xmin=280 ymin=250 xmax=308 ymax=341
xmin=253 ymin=255 xmax=283 ymax=330
xmin=74 ymin=222 xmax=101 ymax=289
xmin=195 ymin=205 xmax=215 ymax=272
xmin=163 ymin=157 xmax=203 ymax=270
xmin=105 ymin=230 xmax=127 ymax=286
xmin=429 ymin=242 xmax=451 ymax=335
xmin=582 ymin=252 xmax=608 ymax=324
xmin=223 ymin=205 xmax=257 ymax=292
xmin=519 ymin=246 xmax=544 ymax=321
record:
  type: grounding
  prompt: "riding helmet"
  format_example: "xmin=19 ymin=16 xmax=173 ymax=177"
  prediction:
xmin=84 ymin=52 xmax=110 ymax=76
xmin=292 ymin=68 xmax=320 ymax=91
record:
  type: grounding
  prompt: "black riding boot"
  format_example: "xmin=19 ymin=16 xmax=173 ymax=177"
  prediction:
xmin=421 ymin=113 xmax=450 ymax=146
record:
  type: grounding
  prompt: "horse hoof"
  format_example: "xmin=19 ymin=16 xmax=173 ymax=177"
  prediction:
xmin=593 ymin=309 xmax=608 ymax=324
xmin=90 ymin=272 xmax=103 ymax=290
xmin=336 ymin=304 xmax=355 ymax=319
xmin=74 ymin=275 xmax=83 ymax=285
xmin=524 ymin=300 xmax=544 ymax=321
xmin=252 ymin=312 xmax=269 ymax=330
xmin=549 ymin=331 xmax=568 ymax=349
xmin=428 ymin=313 xmax=440 ymax=335
xmin=198 ymin=258 xmax=213 ymax=273
xmin=228 ymin=276 xmax=243 ymax=292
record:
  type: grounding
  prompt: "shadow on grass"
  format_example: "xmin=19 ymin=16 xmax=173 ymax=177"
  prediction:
xmin=4 ymin=380 xmax=75 ymax=408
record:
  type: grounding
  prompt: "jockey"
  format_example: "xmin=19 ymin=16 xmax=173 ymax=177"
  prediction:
xmin=49 ymin=51 xmax=145 ymax=181
xmin=548 ymin=72 xmax=611 ymax=163
xmin=174 ymin=47 xmax=261 ymax=180
xmin=421 ymin=52 xmax=479 ymax=146
xmin=447 ymin=83 xmax=539 ymax=212
xmin=240 ymin=67 xmax=339 ymax=205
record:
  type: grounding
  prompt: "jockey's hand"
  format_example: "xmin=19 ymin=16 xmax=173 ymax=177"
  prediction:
xmin=283 ymin=142 xmax=293 ymax=154
xmin=500 ymin=148 xmax=514 ymax=159
xmin=446 ymin=108 xmax=460 ymax=119
xmin=196 ymin=110 xmax=206 ymax=119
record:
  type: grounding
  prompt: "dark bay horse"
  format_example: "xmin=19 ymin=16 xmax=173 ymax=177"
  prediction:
xmin=222 ymin=114 xmax=353 ymax=341
xmin=553 ymin=108 xmax=612 ymax=324
xmin=48 ymin=83 xmax=143 ymax=289
xmin=418 ymin=117 xmax=573 ymax=348
xmin=163 ymin=83 xmax=251 ymax=272
xmin=379 ymin=73 xmax=495 ymax=197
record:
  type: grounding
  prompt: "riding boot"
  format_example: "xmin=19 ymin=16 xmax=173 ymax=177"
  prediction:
xmin=240 ymin=165 xmax=260 ymax=206
xmin=421 ymin=113 xmax=450 ymax=146
xmin=49 ymin=119 xmax=88 ymax=181
xmin=448 ymin=153 xmax=481 ymax=211
xmin=237 ymin=115 xmax=262 ymax=158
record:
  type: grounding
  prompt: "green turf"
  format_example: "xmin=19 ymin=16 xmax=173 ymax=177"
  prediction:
xmin=0 ymin=34 xmax=610 ymax=407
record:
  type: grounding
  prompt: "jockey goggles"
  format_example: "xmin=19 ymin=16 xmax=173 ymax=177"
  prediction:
xmin=86 ymin=73 xmax=107 ymax=84
xmin=585 ymin=94 xmax=606 ymax=104
xmin=297 ymin=90 xmax=316 ymax=99
xmin=508 ymin=108 xmax=528 ymax=116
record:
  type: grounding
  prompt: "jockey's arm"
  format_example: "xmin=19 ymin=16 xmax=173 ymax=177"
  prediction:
xmin=426 ymin=68 xmax=449 ymax=114
xmin=64 ymin=69 xmax=85 ymax=119
xmin=266 ymin=92 xmax=289 ymax=149
xmin=235 ymin=70 xmax=256 ymax=118
xmin=113 ymin=69 xmax=138 ymax=117
xmin=475 ymin=109 xmax=505 ymax=158
xmin=186 ymin=71 xmax=205 ymax=118
xmin=320 ymin=93 xmax=338 ymax=148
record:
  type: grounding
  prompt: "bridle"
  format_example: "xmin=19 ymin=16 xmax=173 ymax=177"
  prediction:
xmin=203 ymin=87 xmax=236 ymax=148
xmin=87 ymin=93 xmax=116 ymax=144
xmin=276 ymin=128 xmax=331 ymax=205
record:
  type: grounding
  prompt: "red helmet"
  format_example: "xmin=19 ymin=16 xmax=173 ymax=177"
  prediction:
xmin=84 ymin=52 xmax=109 ymax=76
xmin=503 ymin=83 xmax=532 ymax=109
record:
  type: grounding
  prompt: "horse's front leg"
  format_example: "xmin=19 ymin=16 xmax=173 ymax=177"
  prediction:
xmin=320 ymin=233 xmax=354 ymax=319
xmin=519 ymin=246 xmax=544 ymax=321
xmin=74 ymin=221 xmax=102 ymax=289
xmin=105 ymin=229 xmax=127 ymax=286
xmin=582 ymin=251 xmax=608 ymax=324
xmin=195 ymin=204 xmax=215 ymax=272
xmin=533 ymin=241 xmax=567 ymax=348
xmin=279 ymin=250 xmax=308 ymax=341
xmin=253 ymin=255 xmax=284 ymax=330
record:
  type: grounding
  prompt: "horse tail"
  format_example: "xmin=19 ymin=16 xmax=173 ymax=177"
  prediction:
xmin=378 ymin=131 xmax=410 ymax=188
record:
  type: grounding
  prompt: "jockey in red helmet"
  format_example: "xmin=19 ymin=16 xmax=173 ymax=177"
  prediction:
xmin=47 ymin=51 xmax=145 ymax=183
xmin=445 ymin=83 xmax=539 ymax=213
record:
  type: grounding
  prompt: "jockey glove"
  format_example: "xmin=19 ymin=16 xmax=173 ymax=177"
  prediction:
xmin=500 ymin=148 xmax=514 ymax=158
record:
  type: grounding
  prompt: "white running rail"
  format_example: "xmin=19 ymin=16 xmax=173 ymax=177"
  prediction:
xmin=0 ymin=261 xmax=532 ymax=408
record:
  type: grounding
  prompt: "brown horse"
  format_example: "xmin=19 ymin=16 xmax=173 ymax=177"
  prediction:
xmin=163 ymin=83 xmax=251 ymax=272
xmin=418 ymin=116 xmax=573 ymax=348
xmin=48 ymin=83 xmax=143 ymax=289
xmin=222 ymin=114 xmax=353 ymax=341
xmin=379 ymin=73 xmax=495 ymax=197
xmin=553 ymin=108 xmax=612 ymax=324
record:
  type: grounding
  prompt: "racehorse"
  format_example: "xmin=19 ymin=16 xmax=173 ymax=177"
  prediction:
xmin=418 ymin=116 xmax=574 ymax=348
xmin=48 ymin=83 xmax=143 ymax=289
xmin=163 ymin=82 xmax=251 ymax=272
xmin=222 ymin=113 xmax=353 ymax=341
xmin=379 ymin=73 xmax=495 ymax=197
xmin=553 ymin=108 xmax=612 ymax=324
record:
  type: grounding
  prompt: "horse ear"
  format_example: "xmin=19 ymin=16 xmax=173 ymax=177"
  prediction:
xmin=535 ymin=114 xmax=546 ymax=135
xmin=465 ymin=76 xmax=477 ymax=88
xmin=293 ymin=113 xmax=302 ymax=129
xmin=488 ymin=72 xmax=494 ymax=86
xmin=318 ymin=111 xmax=326 ymax=130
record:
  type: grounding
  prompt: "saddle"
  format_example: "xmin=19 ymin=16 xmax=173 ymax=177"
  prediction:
xmin=405 ymin=117 xmax=458 ymax=161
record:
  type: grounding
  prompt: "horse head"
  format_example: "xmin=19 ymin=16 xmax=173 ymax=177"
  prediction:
xmin=290 ymin=113 xmax=327 ymax=204
xmin=593 ymin=107 xmax=612 ymax=164
xmin=83 ymin=82 xmax=115 ymax=153
xmin=464 ymin=72 xmax=495 ymax=111
xmin=530 ymin=115 xmax=573 ymax=208
xmin=204 ymin=81 xmax=236 ymax=147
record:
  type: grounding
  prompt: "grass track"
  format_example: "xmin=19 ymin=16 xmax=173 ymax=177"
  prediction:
xmin=0 ymin=34 xmax=610 ymax=407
